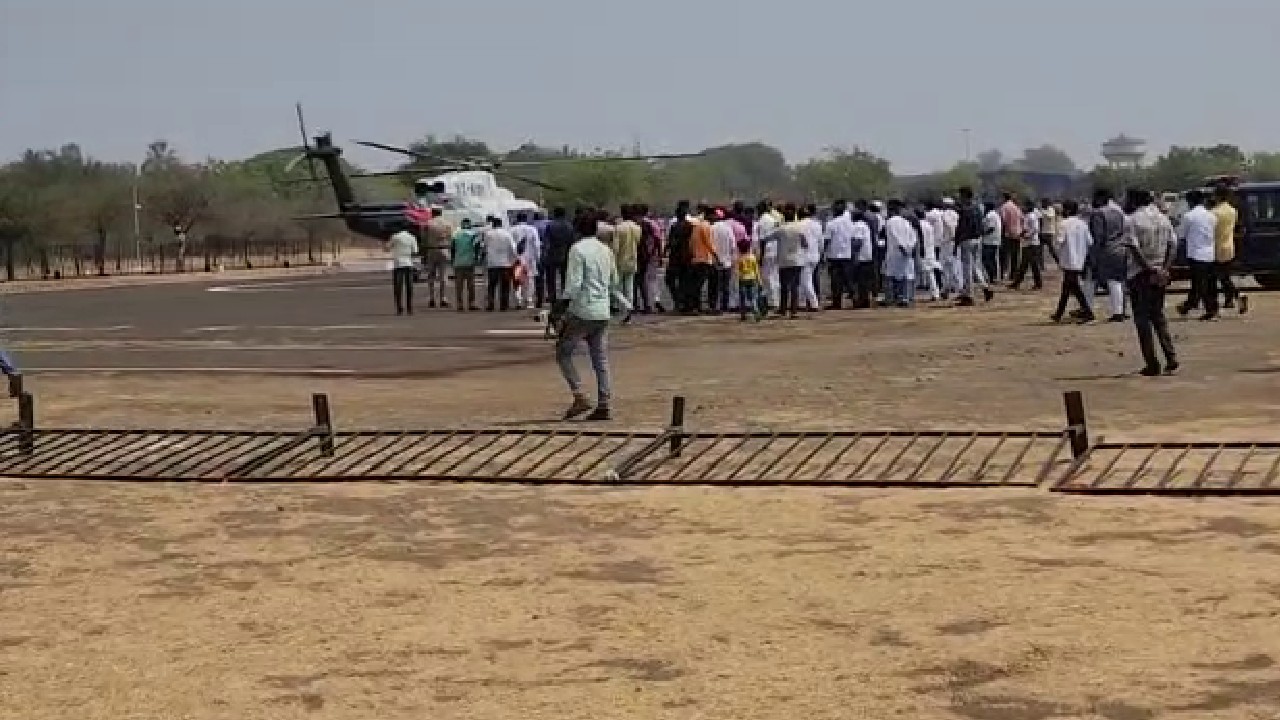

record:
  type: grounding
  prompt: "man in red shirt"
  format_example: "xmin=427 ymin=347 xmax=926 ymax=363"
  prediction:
xmin=998 ymin=192 xmax=1024 ymax=281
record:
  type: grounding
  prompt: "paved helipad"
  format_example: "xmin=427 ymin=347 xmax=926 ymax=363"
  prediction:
xmin=0 ymin=272 xmax=572 ymax=377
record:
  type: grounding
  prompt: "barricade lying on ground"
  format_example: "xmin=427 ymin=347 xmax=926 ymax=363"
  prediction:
xmin=0 ymin=390 xmax=1275 ymax=494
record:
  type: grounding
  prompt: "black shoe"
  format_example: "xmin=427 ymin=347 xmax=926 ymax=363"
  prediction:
xmin=585 ymin=406 xmax=611 ymax=421
xmin=1108 ymin=314 xmax=1126 ymax=323
xmin=428 ymin=300 xmax=437 ymax=309
xmin=1078 ymin=313 xmax=1097 ymax=324
xmin=1199 ymin=314 xmax=1219 ymax=322
xmin=956 ymin=296 xmax=976 ymax=307
xmin=982 ymin=288 xmax=994 ymax=302
xmin=1139 ymin=366 xmax=1161 ymax=377
xmin=1050 ymin=313 xmax=1063 ymax=323
xmin=563 ymin=397 xmax=592 ymax=420
xmin=1164 ymin=361 xmax=1180 ymax=375
xmin=396 ymin=308 xmax=404 ymax=316
xmin=1176 ymin=304 xmax=1191 ymax=317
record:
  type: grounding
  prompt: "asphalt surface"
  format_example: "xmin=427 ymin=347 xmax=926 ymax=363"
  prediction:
xmin=0 ymin=272 xmax=575 ymax=376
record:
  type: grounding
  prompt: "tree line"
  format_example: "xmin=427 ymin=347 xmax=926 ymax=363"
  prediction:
xmin=3 ymin=135 xmax=1277 ymax=281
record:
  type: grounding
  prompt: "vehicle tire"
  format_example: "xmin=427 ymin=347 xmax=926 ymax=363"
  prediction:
xmin=1254 ymin=274 xmax=1280 ymax=290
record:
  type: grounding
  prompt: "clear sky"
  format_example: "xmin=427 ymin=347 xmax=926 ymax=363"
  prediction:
xmin=2 ymin=0 xmax=1276 ymax=174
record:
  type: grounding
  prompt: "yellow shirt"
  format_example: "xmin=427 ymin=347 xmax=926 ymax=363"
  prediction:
xmin=1211 ymin=201 xmax=1237 ymax=262
xmin=737 ymin=253 xmax=760 ymax=282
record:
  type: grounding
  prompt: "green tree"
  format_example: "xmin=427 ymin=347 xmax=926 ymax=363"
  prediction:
xmin=1015 ymin=144 xmax=1077 ymax=174
xmin=793 ymin=147 xmax=893 ymax=202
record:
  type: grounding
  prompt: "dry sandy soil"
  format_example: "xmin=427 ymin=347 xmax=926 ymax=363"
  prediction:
xmin=4 ymin=284 xmax=1280 ymax=719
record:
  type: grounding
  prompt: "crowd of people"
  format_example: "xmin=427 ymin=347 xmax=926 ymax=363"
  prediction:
xmin=384 ymin=181 xmax=1239 ymax=410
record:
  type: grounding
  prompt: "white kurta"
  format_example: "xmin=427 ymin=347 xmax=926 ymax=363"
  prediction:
xmin=883 ymin=216 xmax=918 ymax=280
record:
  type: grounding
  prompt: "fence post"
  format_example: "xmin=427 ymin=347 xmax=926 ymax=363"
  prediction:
xmin=8 ymin=372 xmax=22 ymax=399
xmin=17 ymin=391 xmax=34 ymax=456
xmin=1063 ymin=390 xmax=1089 ymax=458
xmin=668 ymin=395 xmax=686 ymax=458
xmin=311 ymin=393 xmax=335 ymax=457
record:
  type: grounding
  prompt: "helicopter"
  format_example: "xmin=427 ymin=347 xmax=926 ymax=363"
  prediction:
xmin=285 ymin=104 xmax=705 ymax=240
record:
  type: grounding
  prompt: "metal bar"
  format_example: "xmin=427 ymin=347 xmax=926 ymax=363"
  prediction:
xmin=995 ymin=435 xmax=1041 ymax=486
xmin=415 ymin=430 xmax=485 ymax=474
xmin=60 ymin=431 xmax=155 ymax=476
xmin=492 ymin=430 xmax=561 ymax=478
xmin=903 ymin=433 xmax=949 ymax=485
xmin=305 ymin=432 xmax=394 ymax=477
xmin=1062 ymin=390 xmax=1088 ymax=458
xmin=783 ymin=434 xmax=837 ymax=482
xmin=30 ymin=431 xmax=134 ymax=476
xmin=519 ymin=432 xmax=583 ymax=478
xmin=1095 ymin=441 xmax=1280 ymax=450
xmin=809 ymin=433 xmax=864 ymax=483
xmin=149 ymin=432 xmax=249 ymax=478
xmin=1090 ymin=444 xmax=1131 ymax=489
xmin=1261 ymin=449 xmax=1280 ymax=489
xmin=700 ymin=433 xmax=757 ymax=481
xmin=753 ymin=435 xmax=807 ymax=482
xmin=436 ymin=431 xmax=512 ymax=476
xmin=387 ymin=430 xmax=464 ymax=476
xmin=224 ymin=432 xmax=313 ymax=479
xmin=17 ymin=392 xmax=34 ymax=456
xmin=665 ymin=434 xmax=724 ymax=482
xmin=575 ymin=434 xmax=640 ymax=479
xmin=965 ymin=434 xmax=1009 ymax=484
xmin=609 ymin=431 xmax=673 ymax=481
xmin=669 ymin=396 xmax=686 ymax=457
xmin=349 ymin=432 xmax=418 ymax=477
xmin=85 ymin=433 xmax=176 ymax=476
xmin=843 ymin=434 xmax=892 ymax=482
xmin=0 ymin=431 xmax=86 ymax=472
xmin=1228 ymin=445 xmax=1259 ymax=489
xmin=114 ymin=431 xmax=205 ymax=477
xmin=1154 ymin=446 xmax=1195 ymax=489
xmin=312 ymin=393 xmax=334 ymax=457
xmin=539 ymin=434 xmax=613 ymax=479
xmin=1033 ymin=433 xmax=1071 ymax=487
xmin=934 ymin=433 xmax=979 ymax=484
xmin=1190 ymin=444 xmax=1226 ymax=488
xmin=1122 ymin=447 xmax=1162 ymax=489
xmin=722 ymin=432 xmax=789 ymax=483
xmin=876 ymin=432 xmax=921 ymax=483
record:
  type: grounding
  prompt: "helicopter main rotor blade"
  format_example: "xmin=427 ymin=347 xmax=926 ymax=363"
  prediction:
xmin=492 ymin=151 xmax=706 ymax=168
xmin=352 ymin=140 xmax=470 ymax=167
xmin=491 ymin=170 xmax=566 ymax=193
xmin=295 ymin=102 xmax=319 ymax=181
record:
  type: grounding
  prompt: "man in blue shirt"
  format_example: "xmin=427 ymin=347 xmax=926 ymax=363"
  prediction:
xmin=553 ymin=209 xmax=631 ymax=421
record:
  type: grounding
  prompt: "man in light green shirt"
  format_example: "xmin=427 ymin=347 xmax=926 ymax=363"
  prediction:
xmin=450 ymin=218 xmax=480 ymax=311
xmin=555 ymin=210 xmax=632 ymax=421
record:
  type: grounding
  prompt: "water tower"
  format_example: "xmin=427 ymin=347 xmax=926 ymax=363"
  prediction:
xmin=1101 ymin=134 xmax=1146 ymax=169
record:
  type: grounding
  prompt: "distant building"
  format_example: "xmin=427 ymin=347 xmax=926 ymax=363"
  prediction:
xmin=1101 ymin=134 xmax=1146 ymax=169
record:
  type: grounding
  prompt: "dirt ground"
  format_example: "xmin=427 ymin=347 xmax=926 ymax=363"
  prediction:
xmin=4 ymin=284 xmax=1280 ymax=719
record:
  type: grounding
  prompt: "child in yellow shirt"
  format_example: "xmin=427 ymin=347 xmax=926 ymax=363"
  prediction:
xmin=735 ymin=239 xmax=763 ymax=321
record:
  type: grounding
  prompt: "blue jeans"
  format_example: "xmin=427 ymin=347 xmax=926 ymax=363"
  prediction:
xmin=556 ymin=315 xmax=611 ymax=406
xmin=0 ymin=349 xmax=17 ymax=376
xmin=738 ymin=280 xmax=762 ymax=320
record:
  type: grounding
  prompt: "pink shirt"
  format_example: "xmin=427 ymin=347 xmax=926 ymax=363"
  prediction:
xmin=730 ymin=218 xmax=748 ymax=245
xmin=999 ymin=201 xmax=1024 ymax=240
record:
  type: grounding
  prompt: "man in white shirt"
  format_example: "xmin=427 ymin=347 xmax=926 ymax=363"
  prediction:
xmin=1038 ymin=198 xmax=1061 ymax=266
xmin=386 ymin=227 xmax=419 ymax=315
xmin=482 ymin=216 xmax=519 ymax=311
xmin=711 ymin=210 xmax=739 ymax=312
xmin=939 ymin=198 xmax=962 ymax=297
xmin=823 ymin=200 xmax=856 ymax=308
xmin=753 ymin=200 xmax=781 ymax=310
xmin=799 ymin=204 xmax=824 ymax=311
xmin=981 ymin=201 xmax=1002 ymax=284
xmin=1175 ymin=189 xmax=1219 ymax=320
xmin=555 ymin=210 xmax=631 ymax=422
xmin=850 ymin=210 xmax=875 ymax=308
xmin=1051 ymin=200 xmax=1095 ymax=323
xmin=883 ymin=199 xmax=919 ymax=307
xmin=511 ymin=212 xmax=541 ymax=310
xmin=763 ymin=203 xmax=808 ymax=318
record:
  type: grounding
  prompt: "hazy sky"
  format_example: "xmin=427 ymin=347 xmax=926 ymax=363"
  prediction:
xmin=3 ymin=0 xmax=1276 ymax=174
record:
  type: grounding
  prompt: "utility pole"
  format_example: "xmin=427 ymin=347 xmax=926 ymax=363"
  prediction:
xmin=132 ymin=163 xmax=142 ymax=273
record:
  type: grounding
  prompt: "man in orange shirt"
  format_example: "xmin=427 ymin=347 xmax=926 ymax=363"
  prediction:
xmin=998 ymin=192 xmax=1024 ymax=281
xmin=690 ymin=205 xmax=719 ymax=312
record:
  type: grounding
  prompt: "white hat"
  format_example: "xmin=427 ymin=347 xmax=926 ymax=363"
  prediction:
xmin=942 ymin=197 xmax=955 ymax=205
